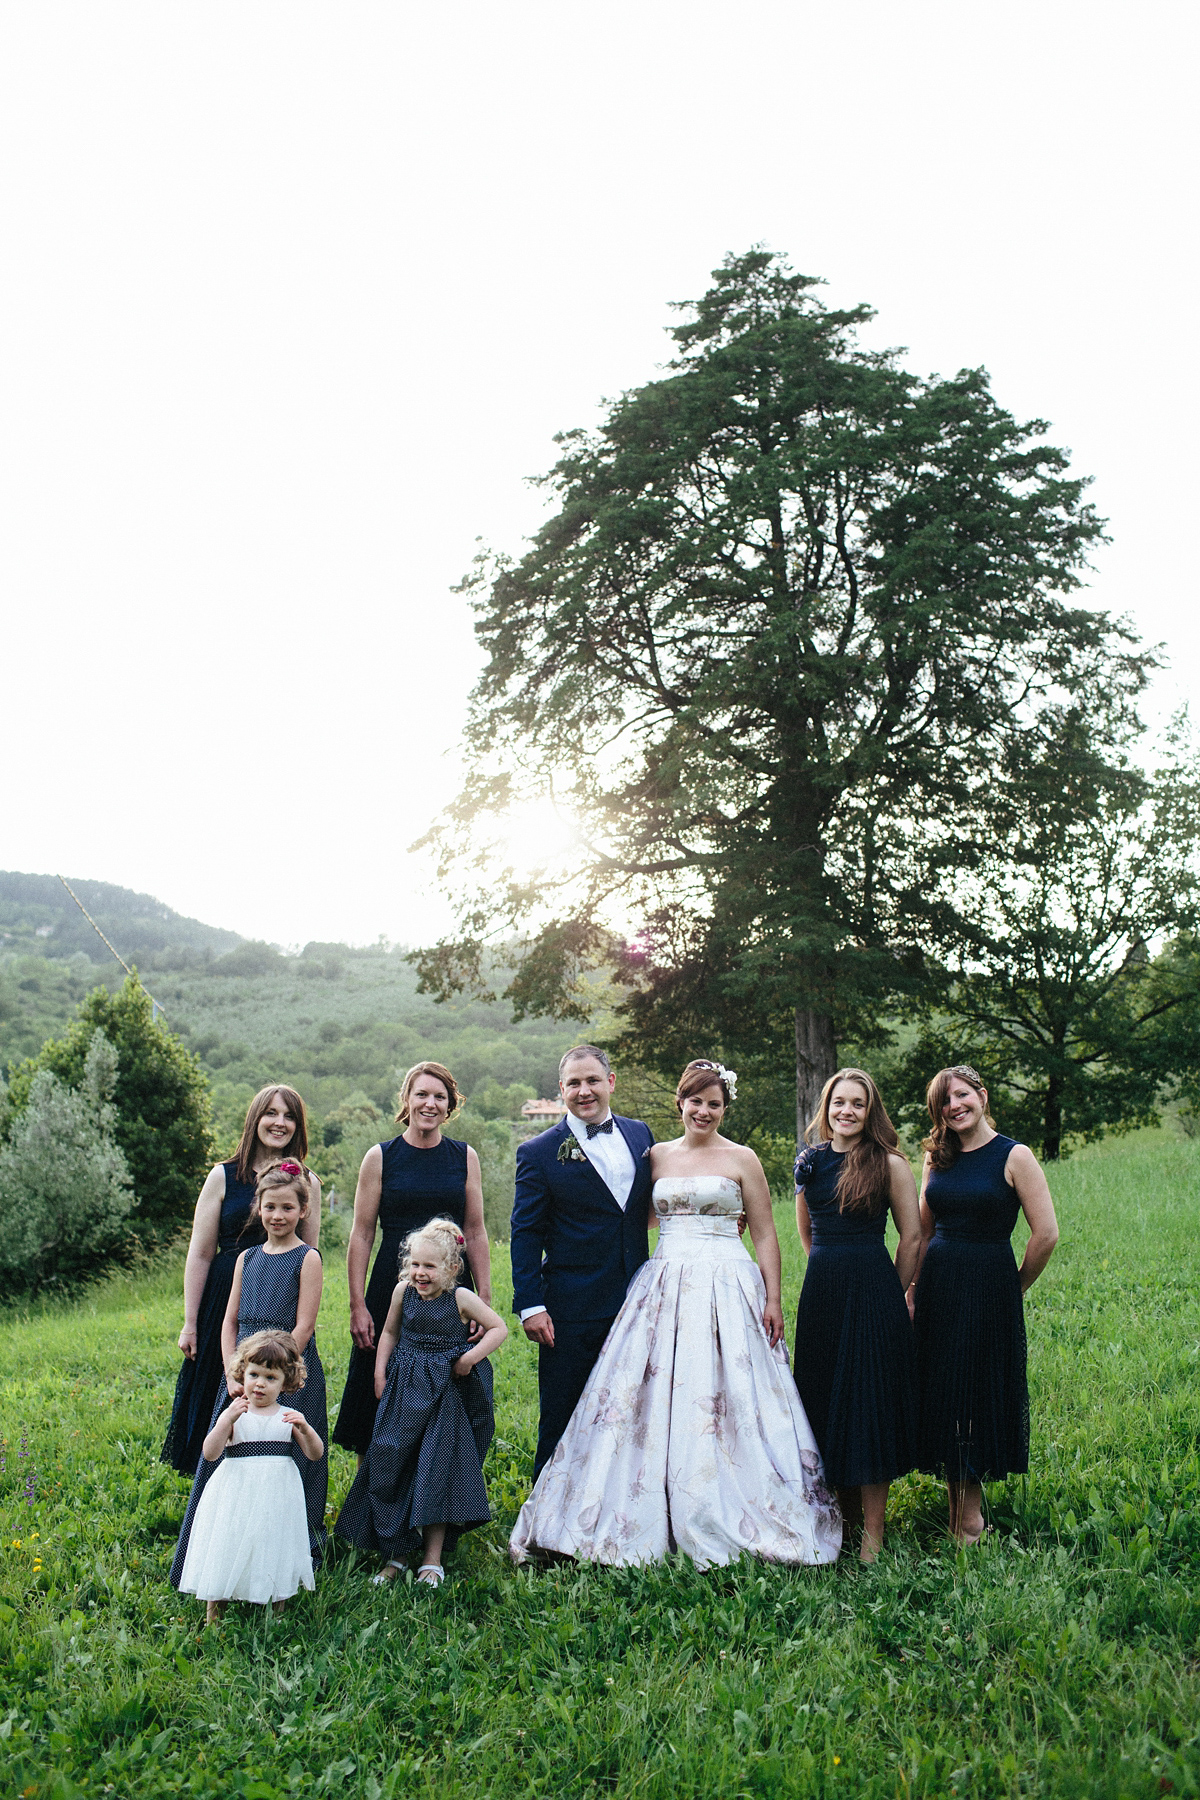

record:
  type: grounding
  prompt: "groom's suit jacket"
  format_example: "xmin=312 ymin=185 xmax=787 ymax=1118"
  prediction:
xmin=510 ymin=1114 xmax=654 ymax=1323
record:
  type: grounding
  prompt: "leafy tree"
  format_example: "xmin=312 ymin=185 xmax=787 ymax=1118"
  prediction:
xmin=0 ymin=1031 xmax=133 ymax=1293
xmin=414 ymin=248 xmax=1150 ymax=1133
xmin=5 ymin=974 xmax=212 ymax=1239
xmin=474 ymin=1077 xmax=537 ymax=1121
xmin=889 ymin=719 xmax=1200 ymax=1157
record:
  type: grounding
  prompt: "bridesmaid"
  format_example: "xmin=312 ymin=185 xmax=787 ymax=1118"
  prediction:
xmin=908 ymin=1065 xmax=1059 ymax=1545
xmin=332 ymin=1061 xmax=492 ymax=1464
xmin=162 ymin=1085 xmax=321 ymax=1474
xmin=794 ymin=1068 xmax=921 ymax=1562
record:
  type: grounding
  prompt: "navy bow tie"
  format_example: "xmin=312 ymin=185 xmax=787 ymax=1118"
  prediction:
xmin=585 ymin=1117 xmax=614 ymax=1138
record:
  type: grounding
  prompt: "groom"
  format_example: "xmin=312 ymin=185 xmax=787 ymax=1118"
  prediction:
xmin=511 ymin=1045 xmax=654 ymax=1480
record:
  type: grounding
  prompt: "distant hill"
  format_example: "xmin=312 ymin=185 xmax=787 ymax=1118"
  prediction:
xmin=0 ymin=871 xmax=242 ymax=965
xmin=0 ymin=873 xmax=582 ymax=1171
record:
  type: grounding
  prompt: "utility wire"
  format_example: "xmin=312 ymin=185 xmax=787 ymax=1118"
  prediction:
xmin=56 ymin=874 xmax=167 ymax=1020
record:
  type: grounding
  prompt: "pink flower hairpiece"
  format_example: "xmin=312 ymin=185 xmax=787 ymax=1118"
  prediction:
xmin=455 ymin=1231 xmax=465 ymax=1245
xmin=278 ymin=1160 xmax=303 ymax=1176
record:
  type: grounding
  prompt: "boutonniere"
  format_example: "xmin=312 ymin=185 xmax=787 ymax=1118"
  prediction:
xmin=557 ymin=1136 xmax=588 ymax=1165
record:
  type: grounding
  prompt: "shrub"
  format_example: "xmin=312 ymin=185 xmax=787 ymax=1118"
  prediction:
xmin=4 ymin=974 xmax=212 ymax=1242
xmin=0 ymin=1030 xmax=133 ymax=1294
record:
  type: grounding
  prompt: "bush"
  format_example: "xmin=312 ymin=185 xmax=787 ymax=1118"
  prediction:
xmin=0 ymin=1030 xmax=133 ymax=1294
xmin=4 ymin=974 xmax=212 ymax=1243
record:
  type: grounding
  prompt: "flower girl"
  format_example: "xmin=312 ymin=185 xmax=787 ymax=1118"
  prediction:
xmin=335 ymin=1216 xmax=507 ymax=1586
xmin=177 ymin=1330 xmax=323 ymax=1624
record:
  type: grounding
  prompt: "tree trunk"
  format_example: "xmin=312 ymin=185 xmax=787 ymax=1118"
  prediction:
xmin=795 ymin=1006 xmax=838 ymax=1144
xmin=1042 ymin=1074 xmax=1064 ymax=1160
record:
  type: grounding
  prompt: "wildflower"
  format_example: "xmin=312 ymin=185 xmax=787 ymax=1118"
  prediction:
xmin=11 ymin=1540 xmax=21 ymax=1550
xmin=834 ymin=1756 xmax=841 ymax=1765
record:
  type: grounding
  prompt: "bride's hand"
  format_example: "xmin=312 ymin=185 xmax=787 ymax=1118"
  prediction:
xmin=762 ymin=1299 xmax=785 ymax=1348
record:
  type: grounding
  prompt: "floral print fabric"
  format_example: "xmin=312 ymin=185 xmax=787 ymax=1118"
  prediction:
xmin=510 ymin=1176 xmax=842 ymax=1569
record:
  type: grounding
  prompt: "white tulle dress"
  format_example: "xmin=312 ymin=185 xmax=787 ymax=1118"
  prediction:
xmin=510 ymin=1176 xmax=843 ymax=1569
xmin=177 ymin=1408 xmax=315 ymax=1603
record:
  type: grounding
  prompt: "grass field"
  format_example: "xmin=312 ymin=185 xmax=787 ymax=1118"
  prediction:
xmin=2 ymin=1129 xmax=1198 ymax=1799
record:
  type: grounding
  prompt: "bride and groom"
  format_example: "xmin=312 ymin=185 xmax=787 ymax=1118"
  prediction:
xmin=509 ymin=1045 xmax=842 ymax=1567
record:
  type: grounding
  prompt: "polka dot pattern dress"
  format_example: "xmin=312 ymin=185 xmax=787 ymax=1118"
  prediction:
xmin=335 ymin=1284 xmax=495 ymax=1563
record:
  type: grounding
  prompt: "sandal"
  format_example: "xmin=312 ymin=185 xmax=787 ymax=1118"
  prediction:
xmin=415 ymin=1564 xmax=444 ymax=1587
xmin=371 ymin=1560 xmax=405 ymax=1585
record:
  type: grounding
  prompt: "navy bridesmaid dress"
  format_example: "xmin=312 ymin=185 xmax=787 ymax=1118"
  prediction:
xmin=913 ymin=1133 xmax=1030 ymax=1483
xmin=793 ymin=1143 xmax=917 ymax=1488
xmin=335 ymin=1283 xmax=495 ymax=1563
xmin=333 ymin=1135 xmax=473 ymax=1456
xmin=161 ymin=1162 xmax=266 ymax=1475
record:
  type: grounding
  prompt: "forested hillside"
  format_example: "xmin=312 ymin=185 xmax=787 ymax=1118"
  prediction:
xmin=0 ymin=874 xmax=583 ymax=1166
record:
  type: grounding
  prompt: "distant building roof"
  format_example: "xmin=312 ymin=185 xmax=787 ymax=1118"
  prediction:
xmin=521 ymin=1098 xmax=566 ymax=1118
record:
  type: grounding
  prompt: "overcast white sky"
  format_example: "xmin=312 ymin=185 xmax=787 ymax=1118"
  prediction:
xmin=3 ymin=1 xmax=1196 ymax=950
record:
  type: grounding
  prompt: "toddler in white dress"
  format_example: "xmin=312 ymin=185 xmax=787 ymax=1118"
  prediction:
xmin=177 ymin=1330 xmax=323 ymax=1625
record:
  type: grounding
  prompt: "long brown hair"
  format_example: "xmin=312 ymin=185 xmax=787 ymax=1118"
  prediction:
xmin=806 ymin=1067 xmax=897 ymax=1216
xmin=923 ymin=1065 xmax=993 ymax=1171
xmin=395 ymin=1062 xmax=460 ymax=1127
xmin=234 ymin=1085 xmax=309 ymax=1183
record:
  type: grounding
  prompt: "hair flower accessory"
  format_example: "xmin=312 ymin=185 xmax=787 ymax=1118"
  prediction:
xmin=692 ymin=1060 xmax=738 ymax=1101
xmin=455 ymin=1231 xmax=465 ymax=1245
xmin=278 ymin=1160 xmax=302 ymax=1176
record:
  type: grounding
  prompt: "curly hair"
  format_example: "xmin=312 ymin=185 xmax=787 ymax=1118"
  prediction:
xmin=229 ymin=1329 xmax=307 ymax=1394
xmin=397 ymin=1215 xmax=465 ymax=1294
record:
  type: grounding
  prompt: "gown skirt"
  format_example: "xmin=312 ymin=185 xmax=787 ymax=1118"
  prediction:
xmin=793 ymin=1143 xmax=917 ymax=1488
xmin=912 ymin=1134 xmax=1030 ymax=1483
xmin=176 ymin=1410 xmax=315 ymax=1604
xmin=335 ymin=1285 xmax=495 ymax=1562
xmin=333 ymin=1135 xmax=474 ymax=1456
xmin=170 ymin=1244 xmax=328 ymax=1586
xmin=511 ymin=1187 xmax=842 ymax=1570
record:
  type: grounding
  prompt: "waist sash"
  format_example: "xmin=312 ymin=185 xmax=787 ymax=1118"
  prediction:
xmin=225 ymin=1441 xmax=295 ymax=1459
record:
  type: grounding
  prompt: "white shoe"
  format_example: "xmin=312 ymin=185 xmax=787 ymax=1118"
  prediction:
xmin=371 ymin=1560 xmax=405 ymax=1585
xmin=415 ymin=1564 xmax=444 ymax=1587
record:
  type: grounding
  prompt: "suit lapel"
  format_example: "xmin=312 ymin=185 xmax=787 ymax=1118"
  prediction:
xmin=556 ymin=1117 xmax=624 ymax=1213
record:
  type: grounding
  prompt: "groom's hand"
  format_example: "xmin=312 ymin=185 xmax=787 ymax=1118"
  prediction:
xmin=522 ymin=1310 xmax=556 ymax=1348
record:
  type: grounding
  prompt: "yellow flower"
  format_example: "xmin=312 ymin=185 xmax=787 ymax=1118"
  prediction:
xmin=834 ymin=1756 xmax=841 ymax=1765
xmin=11 ymin=1540 xmax=21 ymax=1550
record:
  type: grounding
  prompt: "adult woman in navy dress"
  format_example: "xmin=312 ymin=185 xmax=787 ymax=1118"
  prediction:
xmin=794 ymin=1068 xmax=920 ymax=1561
xmin=333 ymin=1062 xmax=491 ymax=1463
xmin=908 ymin=1066 xmax=1059 ymax=1545
xmin=162 ymin=1084 xmax=321 ymax=1474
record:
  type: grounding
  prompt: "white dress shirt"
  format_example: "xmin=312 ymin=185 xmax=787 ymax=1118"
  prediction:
xmin=519 ymin=1109 xmax=638 ymax=1321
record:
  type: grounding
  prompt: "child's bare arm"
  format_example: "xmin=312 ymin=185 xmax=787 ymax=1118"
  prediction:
xmin=201 ymin=1395 xmax=248 ymax=1462
xmin=281 ymin=1411 xmax=324 ymax=1461
xmin=373 ymin=1282 xmax=407 ymax=1398
xmin=452 ymin=1287 xmax=508 ymax=1376
xmin=222 ymin=1255 xmax=246 ymax=1387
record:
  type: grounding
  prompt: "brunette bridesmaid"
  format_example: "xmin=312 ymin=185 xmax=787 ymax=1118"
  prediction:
xmin=161 ymin=1085 xmax=321 ymax=1475
xmin=793 ymin=1068 xmax=921 ymax=1561
xmin=908 ymin=1065 xmax=1059 ymax=1544
xmin=332 ymin=1062 xmax=491 ymax=1463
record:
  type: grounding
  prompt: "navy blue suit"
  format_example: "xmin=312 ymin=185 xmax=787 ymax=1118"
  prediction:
xmin=511 ymin=1114 xmax=653 ymax=1478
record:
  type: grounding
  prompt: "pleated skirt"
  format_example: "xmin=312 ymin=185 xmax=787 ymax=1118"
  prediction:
xmin=912 ymin=1235 xmax=1029 ymax=1483
xmin=793 ymin=1239 xmax=918 ymax=1488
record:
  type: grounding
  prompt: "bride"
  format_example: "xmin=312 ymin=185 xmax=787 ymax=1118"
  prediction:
xmin=509 ymin=1059 xmax=842 ymax=1569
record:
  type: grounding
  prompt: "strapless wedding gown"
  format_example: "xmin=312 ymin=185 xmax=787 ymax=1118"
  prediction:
xmin=509 ymin=1176 xmax=842 ymax=1569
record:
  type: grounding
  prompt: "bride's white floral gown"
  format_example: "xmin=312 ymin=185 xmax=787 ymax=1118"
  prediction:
xmin=510 ymin=1175 xmax=842 ymax=1568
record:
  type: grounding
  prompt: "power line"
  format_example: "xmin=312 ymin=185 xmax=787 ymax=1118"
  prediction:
xmin=56 ymin=874 xmax=167 ymax=1021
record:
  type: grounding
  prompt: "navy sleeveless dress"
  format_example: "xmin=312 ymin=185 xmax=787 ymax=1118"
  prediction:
xmin=170 ymin=1242 xmax=328 ymax=1586
xmin=913 ymin=1133 xmax=1029 ymax=1483
xmin=793 ymin=1143 xmax=917 ymax=1488
xmin=333 ymin=1135 xmax=473 ymax=1455
xmin=161 ymin=1161 xmax=266 ymax=1474
xmin=335 ymin=1283 xmax=494 ymax=1562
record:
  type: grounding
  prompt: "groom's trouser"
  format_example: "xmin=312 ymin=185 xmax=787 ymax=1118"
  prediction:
xmin=534 ymin=1316 xmax=615 ymax=1481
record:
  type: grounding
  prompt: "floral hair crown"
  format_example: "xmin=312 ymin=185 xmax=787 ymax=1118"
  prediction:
xmin=691 ymin=1060 xmax=738 ymax=1101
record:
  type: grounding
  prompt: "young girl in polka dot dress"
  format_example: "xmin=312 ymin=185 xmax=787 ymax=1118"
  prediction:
xmin=335 ymin=1216 xmax=506 ymax=1586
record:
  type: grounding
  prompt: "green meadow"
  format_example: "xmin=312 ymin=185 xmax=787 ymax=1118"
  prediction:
xmin=1 ymin=1130 xmax=1198 ymax=1799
